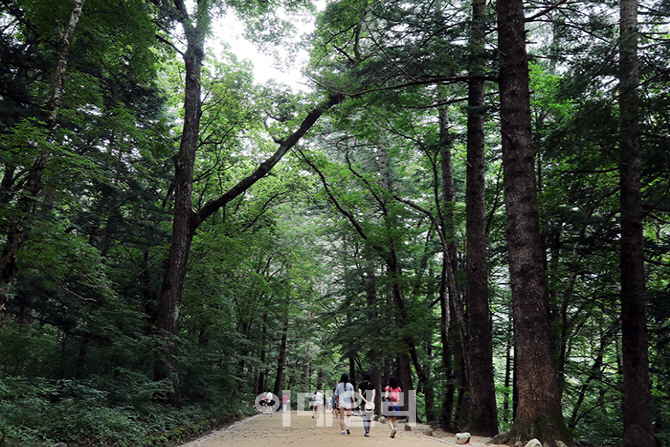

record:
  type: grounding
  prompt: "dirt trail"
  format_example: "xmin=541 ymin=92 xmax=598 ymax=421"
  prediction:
xmin=179 ymin=411 xmax=492 ymax=447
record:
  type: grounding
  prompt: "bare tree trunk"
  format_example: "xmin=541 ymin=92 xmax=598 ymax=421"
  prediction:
xmin=349 ymin=356 xmax=357 ymax=389
xmin=568 ymin=325 xmax=615 ymax=429
xmin=439 ymin=259 xmax=455 ymax=430
xmin=430 ymin=98 xmax=470 ymax=431
xmin=365 ymin=263 xmax=384 ymax=416
xmin=273 ymin=319 xmax=289 ymax=397
xmin=257 ymin=317 xmax=268 ymax=395
xmin=464 ymin=0 xmax=497 ymax=434
xmin=494 ymin=0 xmax=572 ymax=442
xmin=619 ymin=0 xmax=655 ymax=443
xmin=153 ymin=0 xmax=205 ymax=408
xmin=398 ymin=351 xmax=414 ymax=412
xmin=317 ymin=369 xmax=324 ymax=391
xmin=502 ymin=321 xmax=513 ymax=424
xmin=423 ymin=343 xmax=435 ymax=423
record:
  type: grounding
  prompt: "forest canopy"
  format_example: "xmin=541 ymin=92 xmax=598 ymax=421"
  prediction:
xmin=0 ymin=0 xmax=668 ymax=446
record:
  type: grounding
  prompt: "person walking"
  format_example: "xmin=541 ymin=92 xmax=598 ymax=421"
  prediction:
xmin=263 ymin=390 xmax=275 ymax=416
xmin=358 ymin=372 xmax=376 ymax=437
xmin=334 ymin=373 xmax=355 ymax=435
xmin=282 ymin=392 xmax=290 ymax=413
xmin=312 ymin=390 xmax=324 ymax=418
xmin=331 ymin=386 xmax=339 ymax=418
xmin=383 ymin=377 xmax=401 ymax=438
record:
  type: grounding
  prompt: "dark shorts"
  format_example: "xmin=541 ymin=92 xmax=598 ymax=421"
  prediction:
xmin=383 ymin=403 xmax=400 ymax=416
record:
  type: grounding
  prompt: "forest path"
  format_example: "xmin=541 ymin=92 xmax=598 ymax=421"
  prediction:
xmin=179 ymin=411 xmax=492 ymax=447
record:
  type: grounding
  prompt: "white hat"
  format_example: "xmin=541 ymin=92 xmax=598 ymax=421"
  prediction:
xmin=365 ymin=402 xmax=375 ymax=412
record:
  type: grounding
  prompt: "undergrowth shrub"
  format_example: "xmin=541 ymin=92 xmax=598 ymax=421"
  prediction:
xmin=0 ymin=376 xmax=253 ymax=447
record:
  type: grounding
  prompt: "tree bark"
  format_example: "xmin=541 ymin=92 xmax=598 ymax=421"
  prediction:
xmin=618 ymin=0 xmax=655 ymax=443
xmin=494 ymin=0 xmax=572 ymax=442
xmin=440 ymin=272 xmax=456 ymax=430
xmin=464 ymin=0 xmax=498 ymax=435
xmin=273 ymin=318 xmax=289 ymax=396
xmin=502 ymin=316 xmax=514 ymax=423
xmin=153 ymin=0 xmax=205 ymax=408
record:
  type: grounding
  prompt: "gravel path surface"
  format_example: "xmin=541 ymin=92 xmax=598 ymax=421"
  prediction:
xmin=179 ymin=411 xmax=492 ymax=447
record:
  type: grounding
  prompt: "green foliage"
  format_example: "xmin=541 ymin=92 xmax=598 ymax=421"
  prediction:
xmin=0 ymin=374 xmax=253 ymax=447
xmin=2 ymin=0 xmax=670 ymax=442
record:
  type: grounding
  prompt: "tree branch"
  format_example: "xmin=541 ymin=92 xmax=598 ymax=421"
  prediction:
xmin=193 ymin=93 xmax=345 ymax=228
xmin=525 ymin=0 xmax=573 ymax=22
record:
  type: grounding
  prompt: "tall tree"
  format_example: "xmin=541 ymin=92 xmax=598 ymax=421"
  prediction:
xmin=153 ymin=0 xmax=208 ymax=407
xmin=618 ymin=0 xmax=655 ymax=443
xmin=464 ymin=0 xmax=498 ymax=435
xmin=494 ymin=0 xmax=573 ymax=442
xmin=154 ymin=0 xmax=344 ymax=406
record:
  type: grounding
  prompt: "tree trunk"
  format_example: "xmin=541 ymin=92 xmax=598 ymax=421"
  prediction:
xmin=494 ymin=0 xmax=572 ymax=442
xmin=568 ymin=325 xmax=615 ymax=429
xmin=424 ymin=343 xmax=436 ymax=423
xmin=440 ymin=260 xmax=455 ymax=430
xmin=273 ymin=318 xmax=289 ymax=396
xmin=452 ymin=330 xmax=468 ymax=430
xmin=257 ymin=317 xmax=268 ymax=395
xmin=377 ymin=144 xmax=424 ymax=412
xmin=372 ymin=360 xmax=383 ymax=416
xmin=153 ymin=0 xmax=345 ymax=407
xmin=364 ymin=263 xmax=384 ymax=416
xmin=502 ymin=313 xmax=514 ymax=424
xmin=0 ymin=0 xmax=85 ymax=327
xmin=140 ymin=249 xmax=157 ymax=334
xmin=153 ymin=0 xmax=205 ymax=408
xmin=432 ymin=98 xmax=470 ymax=431
xmin=464 ymin=0 xmax=498 ymax=434
xmin=619 ymin=0 xmax=655 ymax=443
xmin=317 ymin=369 xmax=324 ymax=391
xmin=349 ymin=356 xmax=357 ymax=388
xmin=398 ymin=351 xmax=414 ymax=411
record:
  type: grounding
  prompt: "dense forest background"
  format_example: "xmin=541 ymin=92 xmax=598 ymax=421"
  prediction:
xmin=0 ymin=0 xmax=668 ymax=446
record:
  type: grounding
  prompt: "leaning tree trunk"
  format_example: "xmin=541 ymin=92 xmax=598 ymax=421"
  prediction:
xmin=494 ymin=0 xmax=573 ymax=443
xmin=464 ymin=0 xmax=498 ymax=434
xmin=153 ymin=0 xmax=205 ymax=408
xmin=0 ymin=0 xmax=85 ymax=328
xmin=153 ymin=0 xmax=345 ymax=407
xmin=618 ymin=0 xmax=655 ymax=444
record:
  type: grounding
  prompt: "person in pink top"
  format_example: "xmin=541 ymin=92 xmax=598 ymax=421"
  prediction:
xmin=383 ymin=376 xmax=401 ymax=438
xmin=282 ymin=393 xmax=290 ymax=413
